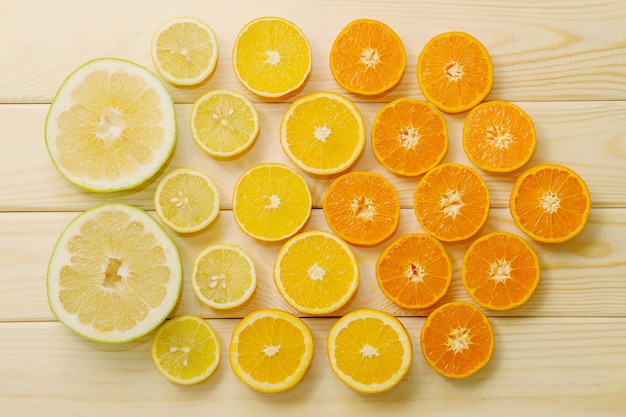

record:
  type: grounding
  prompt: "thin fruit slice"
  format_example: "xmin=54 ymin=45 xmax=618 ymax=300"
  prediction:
xmin=232 ymin=16 xmax=311 ymax=97
xmin=191 ymin=244 xmax=257 ymax=310
xmin=45 ymin=58 xmax=177 ymax=192
xmin=376 ymin=233 xmax=452 ymax=309
xmin=327 ymin=309 xmax=412 ymax=393
xmin=154 ymin=168 xmax=220 ymax=234
xmin=372 ymin=98 xmax=448 ymax=176
xmin=510 ymin=164 xmax=591 ymax=243
xmin=190 ymin=89 xmax=260 ymax=158
xmin=280 ymin=92 xmax=365 ymax=175
xmin=329 ymin=19 xmax=406 ymax=96
xmin=229 ymin=309 xmax=313 ymax=393
xmin=413 ymin=163 xmax=490 ymax=242
xmin=420 ymin=301 xmax=494 ymax=379
xmin=417 ymin=32 xmax=493 ymax=114
xmin=274 ymin=230 xmax=359 ymax=315
xmin=463 ymin=101 xmax=536 ymax=173
xmin=462 ymin=232 xmax=540 ymax=310
xmin=151 ymin=315 xmax=220 ymax=385
xmin=324 ymin=171 xmax=400 ymax=246
xmin=151 ymin=16 xmax=219 ymax=86
xmin=47 ymin=203 xmax=183 ymax=343
xmin=232 ymin=163 xmax=312 ymax=242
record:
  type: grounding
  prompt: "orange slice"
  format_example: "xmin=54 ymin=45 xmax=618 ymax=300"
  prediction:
xmin=509 ymin=164 xmax=591 ymax=243
xmin=371 ymin=98 xmax=448 ymax=176
xmin=413 ymin=163 xmax=490 ymax=242
xmin=420 ymin=301 xmax=494 ymax=379
xmin=376 ymin=233 xmax=452 ymax=309
xmin=417 ymin=32 xmax=493 ymax=114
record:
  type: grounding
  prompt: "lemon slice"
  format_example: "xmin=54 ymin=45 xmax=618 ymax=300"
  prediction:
xmin=190 ymin=90 xmax=260 ymax=158
xmin=47 ymin=203 xmax=183 ymax=343
xmin=151 ymin=315 xmax=220 ymax=385
xmin=191 ymin=244 xmax=257 ymax=309
xmin=154 ymin=168 xmax=220 ymax=234
xmin=44 ymin=58 xmax=177 ymax=193
xmin=233 ymin=16 xmax=311 ymax=97
xmin=151 ymin=16 xmax=219 ymax=86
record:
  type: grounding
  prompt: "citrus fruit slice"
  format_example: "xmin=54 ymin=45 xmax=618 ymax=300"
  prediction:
xmin=417 ymin=32 xmax=493 ymax=114
xmin=45 ymin=58 xmax=177 ymax=192
xmin=509 ymin=164 xmax=591 ymax=243
xmin=154 ymin=168 xmax=220 ymax=234
xmin=463 ymin=100 xmax=536 ymax=172
xmin=274 ymin=230 xmax=359 ymax=315
xmin=150 ymin=16 xmax=219 ymax=86
xmin=376 ymin=233 xmax=452 ymax=309
xmin=229 ymin=309 xmax=313 ymax=393
xmin=462 ymin=232 xmax=540 ymax=310
xmin=329 ymin=19 xmax=406 ymax=96
xmin=191 ymin=244 xmax=257 ymax=310
xmin=150 ymin=315 xmax=220 ymax=385
xmin=47 ymin=203 xmax=183 ymax=343
xmin=232 ymin=163 xmax=312 ymax=242
xmin=371 ymin=98 xmax=448 ymax=176
xmin=280 ymin=92 xmax=365 ymax=175
xmin=413 ymin=163 xmax=490 ymax=242
xmin=232 ymin=16 xmax=311 ymax=97
xmin=324 ymin=171 xmax=400 ymax=246
xmin=190 ymin=89 xmax=260 ymax=158
xmin=420 ymin=301 xmax=494 ymax=379
xmin=327 ymin=309 xmax=412 ymax=393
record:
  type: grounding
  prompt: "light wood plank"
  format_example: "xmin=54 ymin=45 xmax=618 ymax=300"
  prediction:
xmin=1 ymin=0 xmax=626 ymax=103
xmin=1 ymin=318 xmax=625 ymax=416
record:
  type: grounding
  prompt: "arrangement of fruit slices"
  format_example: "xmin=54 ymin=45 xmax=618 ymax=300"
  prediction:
xmin=43 ymin=14 xmax=592 ymax=395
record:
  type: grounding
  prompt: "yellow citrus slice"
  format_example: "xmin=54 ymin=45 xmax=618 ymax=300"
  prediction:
xmin=191 ymin=244 xmax=257 ymax=310
xmin=274 ymin=230 xmax=359 ymax=315
xmin=280 ymin=92 xmax=365 ymax=175
xmin=150 ymin=315 xmax=220 ymax=385
xmin=232 ymin=16 xmax=311 ymax=97
xmin=150 ymin=16 xmax=219 ymax=86
xmin=190 ymin=89 xmax=260 ymax=158
xmin=327 ymin=309 xmax=412 ymax=393
xmin=229 ymin=309 xmax=314 ymax=393
xmin=47 ymin=203 xmax=183 ymax=343
xmin=154 ymin=168 xmax=220 ymax=234
xmin=232 ymin=163 xmax=312 ymax=242
xmin=45 ymin=58 xmax=177 ymax=192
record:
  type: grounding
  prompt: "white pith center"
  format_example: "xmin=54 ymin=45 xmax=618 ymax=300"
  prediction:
xmin=212 ymin=107 xmax=235 ymax=129
xmin=169 ymin=342 xmax=192 ymax=366
xmin=360 ymin=344 xmax=380 ymax=358
xmin=308 ymin=263 xmax=325 ymax=281
xmin=400 ymin=127 xmax=420 ymax=149
xmin=263 ymin=344 xmax=281 ymax=357
xmin=265 ymin=194 xmax=281 ymax=209
xmin=360 ymin=47 xmax=381 ymax=68
xmin=486 ymin=125 xmax=514 ymax=149
xmin=265 ymin=50 xmax=281 ymax=65
xmin=489 ymin=259 xmax=512 ymax=283
xmin=540 ymin=191 xmax=560 ymax=213
xmin=444 ymin=61 xmax=464 ymax=81
xmin=406 ymin=262 xmax=426 ymax=283
xmin=440 ymin=190 xmax=465 ymax=218
xmin=97 ymin=108 xmax=124 ymax=141
xmin=447 ymin=327 xmax=472 ymax=354
xmin=313 ymin=125 xmax=332 ymax=143
xmin=351 ymin=196 xmax=376 ymax=221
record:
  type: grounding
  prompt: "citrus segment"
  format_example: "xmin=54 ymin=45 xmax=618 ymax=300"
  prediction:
xmin=417 ymin=32 xmax=493 ymax=114
xmin=509 ymin=164 xmax=591 ymax=243
xmin=329 ymin=19 xmax=406 ymax=95
xmin=327 ymin=309 xmax=412 ymax=393
xmin=229 ymin=309 xmax=313 ymax=393
xmin=151 ymin=315 xmax=220 ymax=385
xmin=47 ymin=203 xmax=183 ymax=343
xmin=151 ymin=16 xmax=219 ymax=86
xmin=376 ymin=233 xmax=452 ymax=309
xmin=372 ymin=98 xmax=448 ymax=176
xmin=232 ymin=163 xmax=312 ymax=242
xmin=45 ymin=58 xmax=177 ymax=192
xmin=154 ymin=168 xmax=220 ymax=234
xmin=190 ymin=89 xmax=259 ymax=158
xmin=413 ymin=163 xmax=490 ymax=242
xmin=280 ymin=92 xmax=365 ymax=175
xmin=462 ymin=232 xmax=540 ymax=310
xmin=191 ymin=244 xmax=257 ymax=310
xmin=420 ymin=301 xmax=494 ymax=379
xmin=274 ymin=230 xmax=359 ymax=315
xmin=463 ymin=101 xmax=536 ymax=172
xmin=233 ymin=16 xmax=311 ymax=97
xmin=324 ymin=171 xmax=400 ymax=246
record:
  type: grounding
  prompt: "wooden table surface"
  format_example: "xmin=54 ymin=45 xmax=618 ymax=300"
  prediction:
xmin=1 ymin=1 xmax=625 ymax=415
